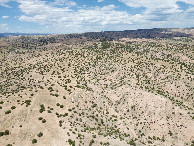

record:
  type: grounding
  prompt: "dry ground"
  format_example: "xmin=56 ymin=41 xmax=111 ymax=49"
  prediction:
xmin=0 ymin=35 xmax=193 ymax=146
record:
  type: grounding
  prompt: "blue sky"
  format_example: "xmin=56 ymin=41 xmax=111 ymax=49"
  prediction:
xmin=0 ymin=0 xmax=194 ymax=34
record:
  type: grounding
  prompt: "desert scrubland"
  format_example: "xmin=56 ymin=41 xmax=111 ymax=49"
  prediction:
xmin=0 ymin=28 xmax=193 ymax=146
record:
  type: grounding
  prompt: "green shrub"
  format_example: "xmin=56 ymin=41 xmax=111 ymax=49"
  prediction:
xmin=89 ymin=139 xmax=94 ymax=146
xmin=24 ymin=100 xmax=31 ymax=107
xmin=11 ymin=106 xmax=16 ymax=110
xmin=128 ymin=139 xmax=136 ymax=146
xmin=48 ymin=87 xmax=54 ymax=92
xmin=38 ymin=117 xmax=43 ymax=120
xmin=39 ymin=104 xmax=45 ymax=113
xmin=55 ymin=94 xmax=59 ymax=97
xmin=32 ymin=139 xmax=37 ymax=144
xmin=91 ymin=104 xmax=97 ymax=108
xmin=0 ymin=132 xmax=4 ymax=137
xmin=4 ymin=130 xmax=9 ymax=135
xmin=37 ymin=132 xmax=43 ymax=137
xmin=68 ymin=139 xmax=75 ymax=146
xmin=168 ymin=130 xmax=173 ymax=136
xmin=5 ymin=110 xmax=11 ymax=114
xmin=148 ymin=140 xmax=152 ymax=144
xmin=42 ymin=119 xmax=46 ymax=123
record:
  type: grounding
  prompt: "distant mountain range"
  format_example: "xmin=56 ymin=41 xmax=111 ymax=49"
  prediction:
xmin=0 ymin=33 xmax=50 ymax=37
xmin=53 ymin=28 xmax=193 ymax=40
xmin=0 ymin=28 xmax=193 ymax=39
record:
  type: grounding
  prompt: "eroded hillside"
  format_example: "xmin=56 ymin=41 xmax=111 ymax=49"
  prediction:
xmin=0 ymin=35 xmax=193 ymax=146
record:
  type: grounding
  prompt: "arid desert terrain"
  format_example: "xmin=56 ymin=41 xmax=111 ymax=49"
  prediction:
xmin=0 ymin=28 xmax=193 ymax=146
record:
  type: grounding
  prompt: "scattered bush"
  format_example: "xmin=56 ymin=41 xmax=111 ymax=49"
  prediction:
xmin=39 ymin=104 xmax=45 ymax=113
xmin=128 ymin=139 xmax=136 ymax=146
xmin=0 ymin=132 xmax=4 ymax=137
xmin=89 ymin=139 xmax=94 ymax=146
xmin=24 ymin=100 xmax=31 ymax=107
xmin=68 ymin=139 xmax=75 ymax=146
xmin=37 ymin=132 xmax=43 ymax=137
xmin=5 ymin=110 xmax=11 ymax=114
xmin=168 ymin=130 xmax=173 ymax=136
xmin=32 ymin=139 xmax=37 ymax=144
xmin=38 ymin=117 xmax=43 ymax=120
xmin=11 ymin=106 xmax=16 ymax=110
xmin=42 ymin=119 xmax=46 ymax=123
xmin=4 ymin=130 xmax=10 ymax=135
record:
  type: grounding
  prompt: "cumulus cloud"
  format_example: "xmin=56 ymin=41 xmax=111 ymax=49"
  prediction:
xmin=118 ymin=0 xmax=174 ymax=21
xmin=19 ymin=5 xmax=132 ymax=32
xmin=119 ymin=0 xmax=194 ymax=21
xmin=16 ymin=1 xmax=132 ymax=33
xmin=0 ymin=0 xmax=193 ymax=33
xmin=2 ymin=16 xmax=9 ymax=18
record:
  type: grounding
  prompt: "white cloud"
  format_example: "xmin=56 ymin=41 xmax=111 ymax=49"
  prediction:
xmin=51 ymin=0 xmax=76 ymax=7
xmin=0 ymin=0 xmax=12 ymax=8
xmin=118 ymin=0 xmax=194 ymax=8
xmin=185 ymin=6 xmax=194 ymax=15
xmin=97 ymin=0 xmax=104 ymax=2
xmin=100 ymin=5 xmax=116 ymax=10
xmin=17 ymin=1 xmax=133 ymax=33
xmin=183 ymin=0 xmax=194 ymax=5
xmin=0 ymin=23 xmax=9 ymax=31
xmin=2 ymin=16 xmax=9 ymax=18
xmin=0 ymin=0 xmax=193 ymax=33
xmin=119 ymin=0 xmax=194 ymax=22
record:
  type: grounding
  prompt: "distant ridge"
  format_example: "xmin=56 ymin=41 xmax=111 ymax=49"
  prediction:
xmin=0 ymin=33 xmax=50 ymax=38
xmin=54 ymin=28 xmax=193 ymax=40
xmin=0 ymin=28 xmax=193 ymax=39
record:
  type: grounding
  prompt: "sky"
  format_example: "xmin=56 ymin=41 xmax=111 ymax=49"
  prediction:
xmin=0 ymin=0 xmax=194 ymax=34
